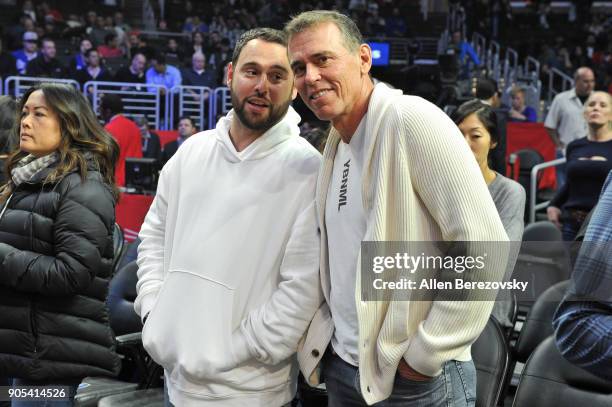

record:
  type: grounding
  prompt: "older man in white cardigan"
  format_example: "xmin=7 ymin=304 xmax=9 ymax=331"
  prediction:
xmin=286 ymin=10 xmax=509 ymax=407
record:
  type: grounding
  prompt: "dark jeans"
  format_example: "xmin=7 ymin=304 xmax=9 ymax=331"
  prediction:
xmin=562 ymin=218 xmax=582 ymax=242
xmin=9 ymin=379 xmax=77 ymax=407
xmin=323 ymin=352 xmax=476 ymax=407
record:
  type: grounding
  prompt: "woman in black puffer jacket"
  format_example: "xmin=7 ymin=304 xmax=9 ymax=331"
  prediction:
xmin=0 ymin=83 xmax=121 ymax=405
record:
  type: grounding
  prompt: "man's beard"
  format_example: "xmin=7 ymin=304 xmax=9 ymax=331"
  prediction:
xmin=231 ymin=89 xmax=291 ymax=132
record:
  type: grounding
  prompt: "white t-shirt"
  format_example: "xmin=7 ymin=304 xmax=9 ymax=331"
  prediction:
xmin=326 ymin=121 xmax=367 ymax=366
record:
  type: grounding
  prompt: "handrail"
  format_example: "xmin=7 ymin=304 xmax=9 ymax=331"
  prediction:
xmin=524 ymin=56 xmax=540 ymax=79
xmin=529 ymin=157 xmax=566 ymax=223
xmin=547 ymin=67 xmax=574 ymax=104
xmin=471 ymin=32 xmax=487 ymax=63
xmin=3 ymin=76 xmax=80 ymax=98
xmin=504 ymin=47 xmax=518 ymax=84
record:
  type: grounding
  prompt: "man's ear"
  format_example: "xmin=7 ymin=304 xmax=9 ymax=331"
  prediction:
xmin=291 ymin=84 xmax=298 ymax=100
xmin=226 ymin=61 xmax=234 ymax=87
xmin=359 ymin=43 xmax=372 ymax=76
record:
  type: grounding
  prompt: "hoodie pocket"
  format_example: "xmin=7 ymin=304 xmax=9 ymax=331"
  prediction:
xmin=142 ymin=270 xmax=240 ymax=379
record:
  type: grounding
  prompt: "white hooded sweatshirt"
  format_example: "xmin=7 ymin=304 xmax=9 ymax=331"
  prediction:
xmin=135 ymin=106 xmax=323 ymax=406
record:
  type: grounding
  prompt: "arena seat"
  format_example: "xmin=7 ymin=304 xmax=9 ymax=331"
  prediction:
xmin=512 ymin=337 xmax=612 ymax=407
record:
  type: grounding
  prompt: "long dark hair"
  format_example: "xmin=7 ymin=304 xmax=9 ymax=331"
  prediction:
xmin=2 ymin=83 xmax=120 ymax=201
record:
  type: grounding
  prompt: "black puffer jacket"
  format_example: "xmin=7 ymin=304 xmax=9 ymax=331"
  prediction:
xmin=0 ymin=163 xmax=120 ymax=382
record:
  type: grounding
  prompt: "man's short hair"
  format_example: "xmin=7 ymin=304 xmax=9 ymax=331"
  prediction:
xmin=104 ymin=33 xmax=117 ymax=45
xmin=178 ymin=116 xmax=195 ymax=127
xmin=152 ymin=53 xmax=166 ymax=65
xmin=574 ymin=66 xmax=593 ymax=81
xmin=231 ymin=28 xmax=287 ymax=66
xmin=132 ymin=52 xmax=145 ymax=62
xmin=40 ymin=37 xmax=54 ymax=46
xmin=475 ymin=77 xmax=498 ymax=101
xmin=100 ymin=94 xmax=123 ymax=115
xmin=84 ymin=48 xmax=98 ymax=58
xmin=284 ymin=10 xmax=363 ymax=53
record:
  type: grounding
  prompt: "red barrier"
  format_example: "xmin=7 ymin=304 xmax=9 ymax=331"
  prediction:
xmin=155 ymin=130 xmax=179 ymax=148
xmin=506 ymin=122 xmax=557 ymax=190
xmin=115 ymin=193 xmax=155 ymax=242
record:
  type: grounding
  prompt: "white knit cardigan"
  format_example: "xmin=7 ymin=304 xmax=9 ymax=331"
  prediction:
xmin=297 ymin=83 xmax=509 ymax=405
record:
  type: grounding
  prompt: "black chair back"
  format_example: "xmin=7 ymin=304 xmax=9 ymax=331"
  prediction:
xmin=513 ymin=337 xmax=612 ymax=407
xmin=472 ymin=316 xmax=510 ymax=407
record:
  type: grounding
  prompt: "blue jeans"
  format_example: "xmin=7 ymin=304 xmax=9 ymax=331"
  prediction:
xmin=9 ymin=379 xmax=77 ymax=407
xmin=323 ymin=352 xmax=476 ymax=407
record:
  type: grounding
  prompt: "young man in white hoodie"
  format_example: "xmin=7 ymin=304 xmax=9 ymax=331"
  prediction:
xmin=134 ymin=28 xmax=323 ymax=407
xmin=286 ymin=11 xmax=509 ymax=407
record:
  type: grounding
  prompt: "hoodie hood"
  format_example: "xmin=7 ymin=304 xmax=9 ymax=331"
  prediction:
xmin=215 ymin=105 xmax=301 ymax=162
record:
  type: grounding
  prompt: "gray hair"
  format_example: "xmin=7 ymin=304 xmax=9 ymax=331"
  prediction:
xmin=284 ymin=10 xmax=363 ymax=53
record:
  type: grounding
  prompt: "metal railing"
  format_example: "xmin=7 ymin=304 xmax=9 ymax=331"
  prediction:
xmin=471 ymin=32 xmax=487 ymax=64
xmin=169 ymin=85 xmax=214 ymax=131
xmin=503 ymin=47 xmax=519 ymax=85
xmin=212 ymin=87 xmax=231 ymax=124
xmin=524 ymin=56 xmax=541 ymax=80
xmin=547 ymin=67 xmax=574 ymax=104
xmin=3 ymin=76 xmax=80 ymax=98
xmin=529 ymin=157 xmax=566 ymax=223
xmin=486 ymin=40 xmax=501 ymax=81
xmin=85 ymin=81 xmax=169 ymax=130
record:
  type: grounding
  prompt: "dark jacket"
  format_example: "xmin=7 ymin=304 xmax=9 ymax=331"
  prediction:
xmin=0 ymin=163 xmax=120 ymax=382
xmin=143 ymin=131 xmax=162 ymax=163
xmin=26 ymin=56 xmax=66 ymax=78
xmin=161 ymin=139 xmax=179 ymax=167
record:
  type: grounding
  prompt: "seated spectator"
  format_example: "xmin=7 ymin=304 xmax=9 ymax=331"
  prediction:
xmin=98 ymin=32 xmax=124 ymax=58
xmin=208 ymin=37 xmax=232 ymax=85
xmin=190 ymin=31 xmax=205 ymax=56
xmin=100 ymin=94 xmax=142 ymax=187
xmin=0 ymin=37 xmax=17 ymax=79
xmin=70 ymin=38 xmax=93 ymax=71
xmin=162 ymin=116 xmax=196 ymax=165
xmin=75 ymin=48 xmax=113 ymax=89
xmin=509 ymin=86 xmax=538 ymax=122
xmin=114 ymin=52 xmax=146 ymax=84
xmin=146 ymin=54 xmax=182 ymax=94
xmin=87 ymin=15 xmax=112 ymax=47
xmin=128 ymin=32 xmax=153 ymax=59
xmin=386 ymin=7 xmax=408 ymax=37
xmin=182 ymin=51 xmax=216 ymax=88
xmin=164 ymin=37 xmax=185 ymax=65
xmin=452 ymin=99 xmax=526 ymax=327
xmin=548 ymin=91 xmax=612 ymax=241
xmin=449 ymin=29 xmax=481 ymax=78
xmin=26 ymin=37 xmax=66 ymax=78
xmin=553 ymin=171 xmax=612 ymax=380
xmin=114 ymin=11 xmax=130 ymax=35
xmin=133 ymin=115 xmax=162 ymax=162
xmin=12 ymin=31 xmax=38 ymax=74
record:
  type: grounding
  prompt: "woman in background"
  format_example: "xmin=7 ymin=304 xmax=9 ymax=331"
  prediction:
xmin=509 ymin=86 xmax=537 ymax=123
xmin=0 ymin=83 xmax=120 ymax=406
xmin=547 ymin=91 xmax=612 ymax=241
xmin=452 ymin=99 xmax=526 ymax=327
